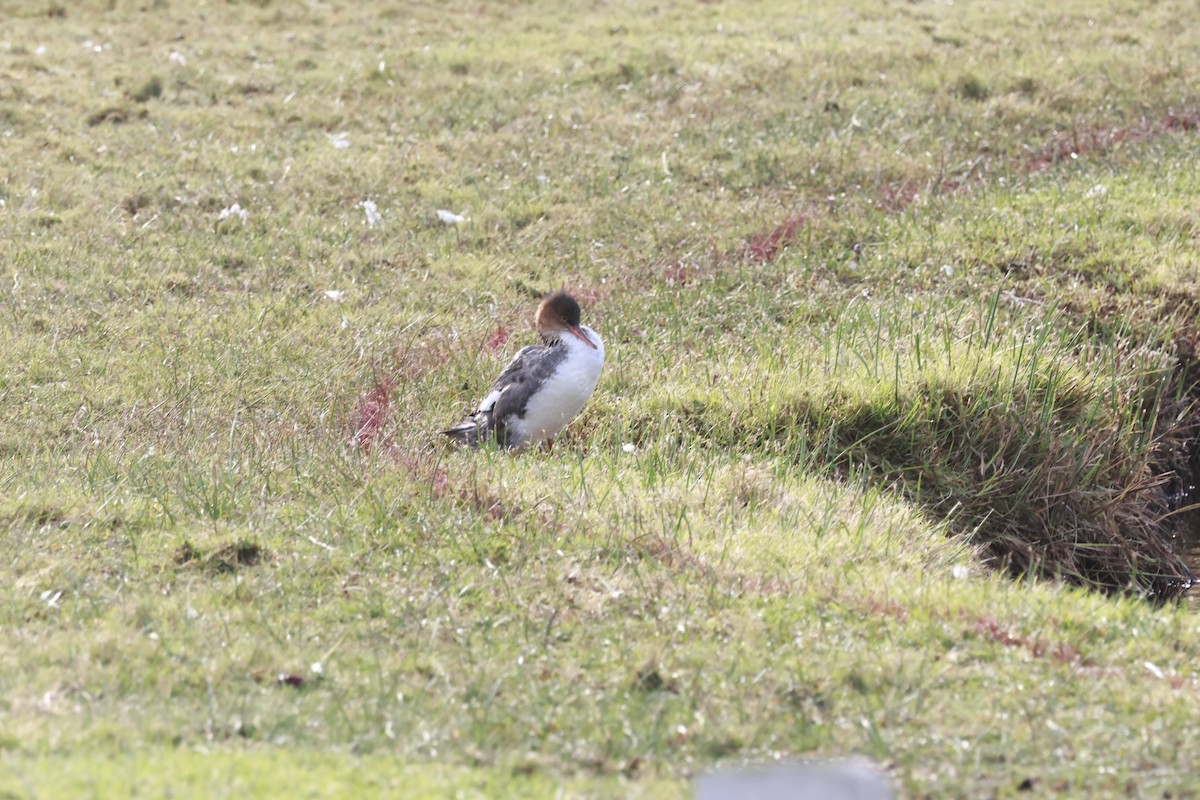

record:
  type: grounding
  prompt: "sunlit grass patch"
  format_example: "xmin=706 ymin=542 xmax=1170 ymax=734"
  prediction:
xmin=0 ymin=748 xmax=680 ymax=799
xmin=447 ymin=430 xmax=969 ymax=594
xmin=879 ymin=131 xmax=1200 ymax=301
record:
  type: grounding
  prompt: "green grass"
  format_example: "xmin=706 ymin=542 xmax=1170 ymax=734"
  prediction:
xmin=5 ymin=0 xmax=1200 ymax=797
xmin=1 ymin=749 xmax=681 ymax=799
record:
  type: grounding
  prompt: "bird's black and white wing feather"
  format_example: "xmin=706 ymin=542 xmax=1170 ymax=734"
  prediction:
xmin=440 ymin=344 xmax=569 ymax=449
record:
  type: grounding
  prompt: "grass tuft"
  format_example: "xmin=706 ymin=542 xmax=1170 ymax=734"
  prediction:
xmin=956 ymin=72 xmax=991 ymax=101
xmin=174 ymin=539 xmax=266 ymax=574
xmin=130 ymin=76 xmax=164 ymax=103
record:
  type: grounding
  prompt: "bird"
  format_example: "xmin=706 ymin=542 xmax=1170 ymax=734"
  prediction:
xmin=440 ymin=291 xmax=605 ymax=451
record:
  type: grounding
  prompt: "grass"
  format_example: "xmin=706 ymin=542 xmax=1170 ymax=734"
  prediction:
xmin=4 ymin=0 xmax=1200 ymax=797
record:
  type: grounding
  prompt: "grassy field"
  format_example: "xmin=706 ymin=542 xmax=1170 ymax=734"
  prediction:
xmin=4 ymin=0 xmax=1200 ymax=797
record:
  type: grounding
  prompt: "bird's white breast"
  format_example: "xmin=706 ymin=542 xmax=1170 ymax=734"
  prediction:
xmin=512 ymin=326 xmax=604 ymax=447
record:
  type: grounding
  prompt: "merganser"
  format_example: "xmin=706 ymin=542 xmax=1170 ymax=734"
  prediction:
xmin=440 ymin=291 xmax=605 ymax=450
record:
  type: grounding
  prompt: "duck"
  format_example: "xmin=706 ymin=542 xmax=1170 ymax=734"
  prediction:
xmin=440 ymin=291 xmax=604 ymax=450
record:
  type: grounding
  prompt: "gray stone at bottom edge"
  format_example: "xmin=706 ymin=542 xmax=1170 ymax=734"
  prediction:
xmin=694 ymin=761 xmax=894 ymax=800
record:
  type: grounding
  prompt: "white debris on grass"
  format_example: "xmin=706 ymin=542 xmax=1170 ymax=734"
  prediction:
xmin=437 ymin=209 xmax=466 ymax=224
xmin=361 ymin=198 xmax=382 ymax=228
xmin=218 ymin=203 xmax=248 ymax=224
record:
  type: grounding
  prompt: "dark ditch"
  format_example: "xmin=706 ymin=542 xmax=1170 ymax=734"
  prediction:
xmin=1154 ymin=355 xmax=1200 ymax=603
xmin=1156 ymin=383 xmax=1200 ymax=597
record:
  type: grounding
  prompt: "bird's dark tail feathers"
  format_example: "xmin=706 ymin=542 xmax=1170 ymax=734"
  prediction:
xmin=439 ymin=414 xmax=491 ymax=448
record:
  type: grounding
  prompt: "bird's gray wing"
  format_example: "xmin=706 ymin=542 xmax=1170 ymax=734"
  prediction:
xmin=441 ymin=343 xmax=567 ymax=449
xmin=486 ymin=343 xmax=566 ymax=420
